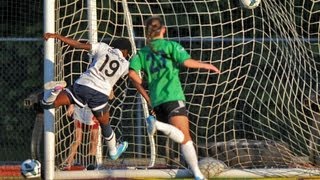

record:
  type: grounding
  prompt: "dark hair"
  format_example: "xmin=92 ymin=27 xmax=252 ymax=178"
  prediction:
xmin=144 ymin=16 xmax=164 ymax=42
xmin=110 ymin=38 xmax=132 ymax=54
xmin=144 ymin=16 xmax=169 ymax=58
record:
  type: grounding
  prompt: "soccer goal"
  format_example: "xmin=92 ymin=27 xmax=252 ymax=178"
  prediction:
xmin=43 ymin=0 xmax=320 ymax=179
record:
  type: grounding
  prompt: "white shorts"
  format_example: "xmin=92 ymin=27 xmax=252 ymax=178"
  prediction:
xmin=73 ymin=105 xmax=98 ymax=126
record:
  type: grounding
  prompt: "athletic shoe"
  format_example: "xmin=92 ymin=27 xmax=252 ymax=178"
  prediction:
xmin=86 ymin=155 xmax=97 ymax=170
xmin=146 ymin=115 xmax=156 ymax=135
xmin=109 ymin=141 xmax=128 ymax=160
xmin=44 ymin=80 xmax=67 ymax=90
xmin=59 ymin=163 xmax=71 ymax=171
xmin=86 ymin=164 xmax=96 ymax=170
xmin=41 ymin=80 xmax=67 ymax=107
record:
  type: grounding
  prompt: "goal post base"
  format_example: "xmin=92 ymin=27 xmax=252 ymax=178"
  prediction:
xmin=53 ymin=168 xmax=320 ymax=179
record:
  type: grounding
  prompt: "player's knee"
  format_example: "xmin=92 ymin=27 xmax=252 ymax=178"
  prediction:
xmin=92 ymin=107 xmax=109 ymax=123
xmin=177 ymin=128 xmax=191 ymax=144
xmin=166 ymin=125 xmax=185 ymax=144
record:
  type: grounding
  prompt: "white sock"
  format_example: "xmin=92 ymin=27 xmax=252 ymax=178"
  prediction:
xmin=181 ymin=141 xmax=204 ymax=178
xmin=105 ymin=131 xmax=117 ymax=155
xmin=155 ymin=121 xmax=184 ymax=143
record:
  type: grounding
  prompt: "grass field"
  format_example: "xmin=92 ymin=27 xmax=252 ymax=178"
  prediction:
xmin=1 ymin=164 xmax=320 ymax=180
xmin=2 ymin=178 xmax=320 ymax=180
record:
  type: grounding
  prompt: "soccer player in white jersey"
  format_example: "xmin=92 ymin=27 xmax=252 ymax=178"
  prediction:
xmin=42 ymin=33 xmax=131 ymax=161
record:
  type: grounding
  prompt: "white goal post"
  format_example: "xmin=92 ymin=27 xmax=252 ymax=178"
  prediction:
xmin=44 ymin=0 xmax=320 ymax=179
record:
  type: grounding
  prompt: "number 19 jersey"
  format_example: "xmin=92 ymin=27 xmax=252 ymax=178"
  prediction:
xmin=76 ymin=42 xmax=129 ymax=96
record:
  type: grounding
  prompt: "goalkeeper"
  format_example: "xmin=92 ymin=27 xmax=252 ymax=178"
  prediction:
xmin=128 ymin=16 xmax=220 ymax=180
xmin=62 ymin=104 xmax=100 ymax=170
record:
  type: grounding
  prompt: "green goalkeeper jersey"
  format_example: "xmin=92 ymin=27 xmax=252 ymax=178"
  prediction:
xmin=130 ymin=38 xmax=191 ymax=107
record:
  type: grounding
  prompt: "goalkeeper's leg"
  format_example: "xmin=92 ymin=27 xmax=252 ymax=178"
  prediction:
xmin=63 ymin=120 xmax=83 ymax=170
xmin=87 ymin=119 xmax=100 ymax=170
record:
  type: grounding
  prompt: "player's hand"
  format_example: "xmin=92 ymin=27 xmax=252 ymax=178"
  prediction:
xmin=109 ymin=90 xmax=115 ymax=100
xmin=206 ymin=64 xmax=221 ymax=74
xmin=43 ymin=33 xmax=56 ymax=41
xmin=147 ymin=103 xmax=156 ymax=116
xmin=211 ymin=65 xmax=221 ymax=74
xmin=150 ymin=110 xmax=156 ymax=116
xmin=66 ymin=104 xmax=74 ymax=117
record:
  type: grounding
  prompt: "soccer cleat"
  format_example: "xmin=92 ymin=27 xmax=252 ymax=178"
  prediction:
xmin=109 ymin=141 xmax=128 ymax=160
xmin=86 ymin=155 xmax=97 ymax=170
xmin=86 ymin=164 xmax=96 ymax=170
xmin=44 ymin=80 xmax=67 ymax=90
xmin=146 ymin=115 xmax=156 ymax=136
xmin=59 ymin=163 xmax=71 ymax=171
xmin=41 ymin=80 xmax=67 ymax=107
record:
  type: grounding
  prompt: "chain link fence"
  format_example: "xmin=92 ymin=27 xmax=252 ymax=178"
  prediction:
xmin=0 ymin=40 xmax=43 ymax=162
xmin=1 ymin=0 xmax=43 ymax=164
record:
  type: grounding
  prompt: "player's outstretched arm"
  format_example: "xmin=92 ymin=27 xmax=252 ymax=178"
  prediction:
xmin=43 ymin=33 xmax=91 ymax=51
xmin=183 ymin=59 xmax=221 ymax=74
xmin=128 ymin=70 xmax=152 ymax=107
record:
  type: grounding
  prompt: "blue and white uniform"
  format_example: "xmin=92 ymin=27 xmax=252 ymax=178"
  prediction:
xmin=76 ymin=43 xmax=129 ymax=96
xmin=67 ymin=42 xmax=129 ymax=111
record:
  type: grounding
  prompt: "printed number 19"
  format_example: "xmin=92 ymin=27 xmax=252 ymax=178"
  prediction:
xmin=99 ymin=54 xmax=120 ymax=76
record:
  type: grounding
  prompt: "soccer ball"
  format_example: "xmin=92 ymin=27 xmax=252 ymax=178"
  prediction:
xmin=21 ymin=159 xmax=41 ymax=178
xmin=198 ymin=157 xmax=227 ymax=178
xmin=240 ymin=0 xmax=261 ymax=9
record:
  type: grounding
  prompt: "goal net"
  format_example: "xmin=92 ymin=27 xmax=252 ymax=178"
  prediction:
xmin=45 ymin=0 xmax=320 ymax=179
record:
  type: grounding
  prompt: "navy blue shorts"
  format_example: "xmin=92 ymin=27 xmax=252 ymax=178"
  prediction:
xmin=66 ymin=83 xmax=108 ymax=112
xmin=153 ymin=100 xmax=188 ymax=123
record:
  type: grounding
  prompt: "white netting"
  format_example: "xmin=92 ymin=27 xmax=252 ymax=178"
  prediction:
xmin=50 ymin=0 xmax=320 ymax=178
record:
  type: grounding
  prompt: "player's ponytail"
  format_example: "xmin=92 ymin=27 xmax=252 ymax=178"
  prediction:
xmin=145 ymin=16 xmax=163 ymax=46
xmin=144 ymin=16 xmax=172 ymax=59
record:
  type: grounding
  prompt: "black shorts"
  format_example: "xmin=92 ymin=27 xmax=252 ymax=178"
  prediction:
xmin=153 ymin=100 xmax=188 ymax=123
xmin=66 ymin=83 xmax=109 ymax=112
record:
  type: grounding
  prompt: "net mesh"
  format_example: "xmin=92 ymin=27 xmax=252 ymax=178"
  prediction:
xmin=52 ymin=0 xmax=320 ymax=174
